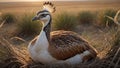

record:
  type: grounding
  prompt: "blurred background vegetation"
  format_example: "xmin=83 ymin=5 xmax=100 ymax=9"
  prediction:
xmin=0 ymin=9 xmax=119 ymax=37
xmin=0 ymin=8 xmax=120 ymax=68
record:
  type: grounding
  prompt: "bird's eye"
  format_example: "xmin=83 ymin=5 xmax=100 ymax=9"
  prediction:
xmin=41 ymin=14 xmax=47 ymax=17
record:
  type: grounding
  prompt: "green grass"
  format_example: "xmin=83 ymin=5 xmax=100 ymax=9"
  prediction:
xmin=17 ymin=13 xmax=42 ymax=36
xmin=53 ymin=12 xmax=77 ymax=31
xmin=98 ymin=9 xmax=117 ymax=27
xmin=1 ymin=13 xmax=16 ymax=23
xmin=78 ymin=11 xmax=96 ymax=25
xmin=113 ymin=30 xmax=120 ymax=46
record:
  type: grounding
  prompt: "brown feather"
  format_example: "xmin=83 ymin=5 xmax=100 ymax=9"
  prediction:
xmin=48 ymin=30 xmax=98 ymax=61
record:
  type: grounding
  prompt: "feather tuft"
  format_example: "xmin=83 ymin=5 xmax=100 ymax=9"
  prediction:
xmin=43 ymin=2 xmax=56 ymax=13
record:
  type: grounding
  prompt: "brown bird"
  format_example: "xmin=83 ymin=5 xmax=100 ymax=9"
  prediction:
xmin=28 ymin=2 xmax=98 ymax=65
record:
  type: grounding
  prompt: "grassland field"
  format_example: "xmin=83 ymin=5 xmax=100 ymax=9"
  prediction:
xmin=0 ymin=1 xmax=120 ymax=14
xmin=0 ymin=1 xmax=120 ymax=58
xmin=0 ymin=1 xmax=120 ymax=68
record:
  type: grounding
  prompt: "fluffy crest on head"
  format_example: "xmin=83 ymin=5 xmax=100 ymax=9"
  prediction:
xmin=43 ymin=2 xmax=56 ymax=13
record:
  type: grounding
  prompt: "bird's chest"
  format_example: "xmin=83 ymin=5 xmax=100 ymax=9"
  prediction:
xmin=28 ymin=31 xmax=57 ymax=63
xmin=30 ymin=46 xmax=57 ymax=64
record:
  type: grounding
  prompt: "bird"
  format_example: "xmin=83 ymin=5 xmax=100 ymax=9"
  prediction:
xmin=28 ymin=2 xmax=98 ymax=65
xmin=105 ymin=10 xmax=120 ymax=26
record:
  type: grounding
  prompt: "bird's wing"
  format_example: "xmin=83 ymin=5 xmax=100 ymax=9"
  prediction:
xmin=49 ymin=31 xmax=97 ymax=61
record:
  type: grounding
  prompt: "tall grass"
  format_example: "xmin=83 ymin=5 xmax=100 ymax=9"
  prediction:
xmin=0 ymin=37 xmax=29 ymax=68
xmin=1 ymin=13 xmax=16 ymax=23
xmin=78 ymin=11 xmax=96 ymax=25
xmin=0 ymin=12 xmax=2 ymax=22
xmin=113 ymin=31 xmax=120 ymax=46
xmin=53 ymin=12 xmax=77 ymax=31
xmin=98 ymin=9 xmax=117 ymax=27
xmin=105 ymin=29 xmax=120 ymax=68
xmin=17 ymin=13 xmax=42 ymax=36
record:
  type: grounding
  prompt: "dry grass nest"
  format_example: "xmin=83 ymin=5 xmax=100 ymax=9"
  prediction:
xmin=0 ymin=36 xmax=119 ymax=68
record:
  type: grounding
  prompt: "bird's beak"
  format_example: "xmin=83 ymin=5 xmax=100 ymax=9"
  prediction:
xmin=32 ymin=16 xmax=38 ymax=21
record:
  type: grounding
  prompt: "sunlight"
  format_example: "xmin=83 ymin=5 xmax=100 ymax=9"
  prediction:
xmin=28 ymin=0 xmax=41 ymax=2
xmin=0 ymin=0 xmax=45 ymax=2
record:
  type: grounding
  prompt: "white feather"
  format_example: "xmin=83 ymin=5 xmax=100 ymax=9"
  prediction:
xmin=43 ymin=2 xmax=55 ymax=13
xmin=28 ymin=30 xmax=58 ymax=63
xmin=64 ymin=50 xmax=90 ymax=65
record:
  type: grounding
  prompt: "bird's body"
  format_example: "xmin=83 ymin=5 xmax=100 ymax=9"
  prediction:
xmin=28 ymin=2 xmax=98 ymax=65
xmin=28 ymin=30 xmax=97 ymax=64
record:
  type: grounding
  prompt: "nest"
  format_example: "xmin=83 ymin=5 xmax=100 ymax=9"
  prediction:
xmin=0 ymin=37 xmax=29 ymax=68
xmin=0 ymin=37 xmax=119 ymax=68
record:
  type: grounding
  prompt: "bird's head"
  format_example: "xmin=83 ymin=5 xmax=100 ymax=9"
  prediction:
xmin=32 ymin=2 xmax=56 ymax=23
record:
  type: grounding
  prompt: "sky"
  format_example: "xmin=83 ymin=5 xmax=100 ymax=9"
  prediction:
xmin=0 ymin=0 xmax=119 ymax=2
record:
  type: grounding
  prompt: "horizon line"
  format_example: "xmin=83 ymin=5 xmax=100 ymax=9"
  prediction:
xmin=0 ymin=0 xmax=120 ymax=2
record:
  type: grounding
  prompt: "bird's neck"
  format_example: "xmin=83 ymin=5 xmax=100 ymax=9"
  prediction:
xmin=42 ymin=19 xmax=51 ymax=43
